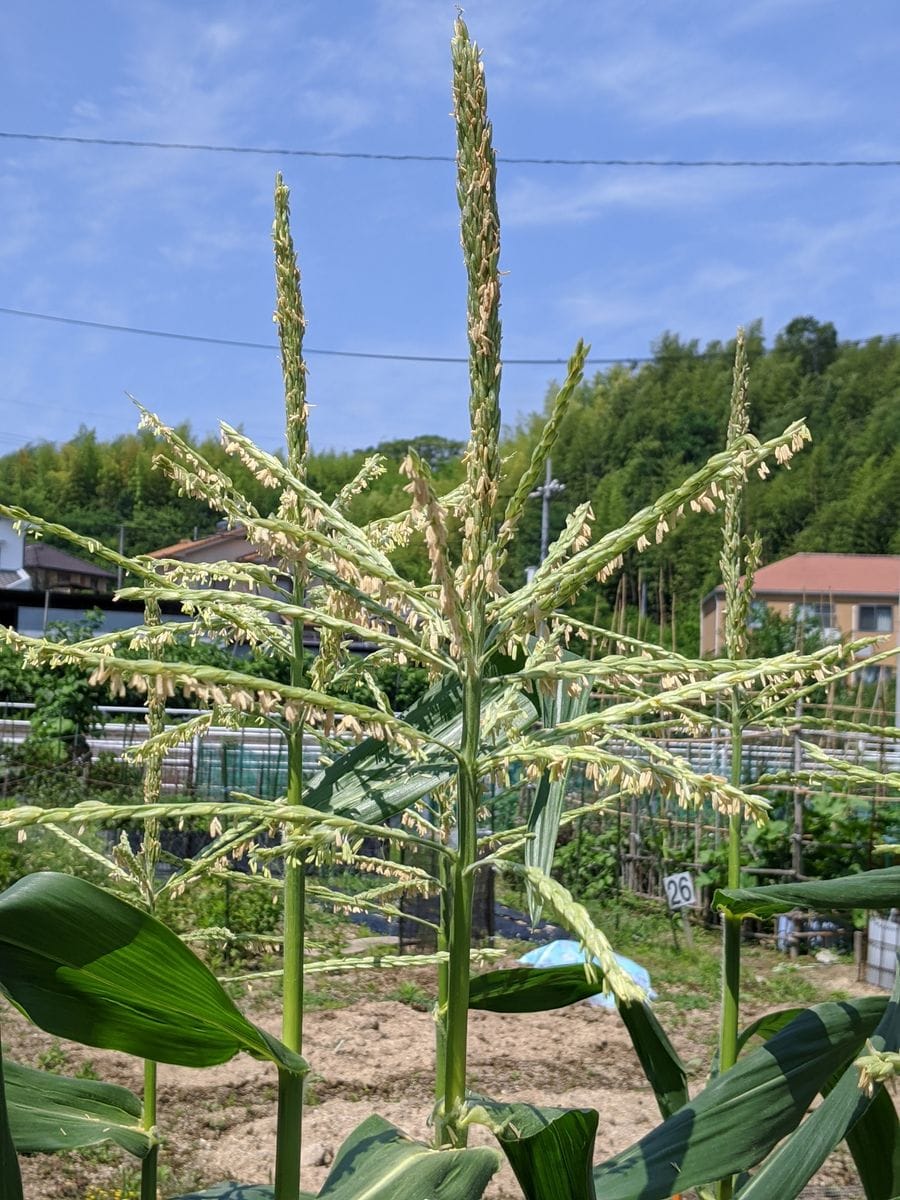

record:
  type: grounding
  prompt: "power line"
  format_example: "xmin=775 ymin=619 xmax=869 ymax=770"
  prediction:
xmin=2 ymin=130 xmax=899 ymax=169
xmin=0 ymin=305 xmax=652 ymax=366
xmin=2 ymin=303 xmax=897 ymax=370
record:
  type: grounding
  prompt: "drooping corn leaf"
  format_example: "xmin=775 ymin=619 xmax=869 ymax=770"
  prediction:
xmin=0 ymin=872 xmax=306 ymax=1073
xmin=0 ymin=1035 xmax=23 ymax=1200
xmin=735 ymin=1006 xmax=806 ymax=1053
xmin=714 ymin=865 xmax=900 ymax=919
xmin=591 ymin=995 xmax=887 ymax=1200
xmin=714 ymin=1001 xmax=864 ymax=1075
xmin=468 ymin=966 xmax=687 ymax=1122
xmin=470 ymin=1095 xmax=598 ymax=1200
xmin=736 ymin=1075 xmax=900 ymax=1200
xmin=618 ymin=999 xmax=688 ymax=1121
xmin=469 ymin=964 xmax=600 ymax=1013
xmin=6 ymin=1060 xmax=152 ymax=1158
xmin=525 ymin=671 xmax=592 ymax=923
xmin=846 ymin=1087 xmax=900 ymax=1200
xmin=733 ymin=972 xmax=899 ymax=1199
xmin=708 ymin=1006 xmax=807 ymax=1076
xmin=303 ymin=676 xmax=536 ymax=824
xmin=316 ymin=1114 xmax=500 ymax=1199
xmin=171 ymin=1119 xmax=502 ymax=1200
xmin=716 ymin=996 xmax=900 ymax=1197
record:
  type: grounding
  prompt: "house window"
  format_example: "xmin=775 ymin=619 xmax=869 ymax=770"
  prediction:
xmin=793 ymin=601 xmax=835 ymax=627
xmin=858 ymin=604 xmax=893 ymax=633
xmin=747 ymin=599 xmax=768 ymax=630
xmin=859 ymin=663 xmax=886 ymax=685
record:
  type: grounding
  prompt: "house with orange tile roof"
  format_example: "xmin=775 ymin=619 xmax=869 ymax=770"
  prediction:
xmin=700 ymin=553 xmax=900 ymax=676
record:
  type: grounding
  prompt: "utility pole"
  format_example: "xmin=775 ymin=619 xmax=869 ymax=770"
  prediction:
xmin=792 ymin=698 xmax=804 ymax=879
xmin=529 ymin=457 xmax=565 ymax=565
xmin=116 ymin=524 xmax=125 ymax=589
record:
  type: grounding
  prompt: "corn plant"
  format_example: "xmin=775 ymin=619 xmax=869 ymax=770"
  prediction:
xmin=1 ymin=16 xmax=898 ymax=1200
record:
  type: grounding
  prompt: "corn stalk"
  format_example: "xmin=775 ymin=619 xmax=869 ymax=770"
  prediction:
xmin=714 ymin=331 xmax=755 ymax=1199
xmin=271 ymin=173 xmax=310 ymax=1200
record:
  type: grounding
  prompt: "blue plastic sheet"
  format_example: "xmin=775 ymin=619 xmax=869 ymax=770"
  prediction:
xmin=519 ymin=939 xmax=656 ymax=1010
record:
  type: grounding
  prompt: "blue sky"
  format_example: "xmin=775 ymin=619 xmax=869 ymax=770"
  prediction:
xmin=2 ymin=0 xmax=899 ymax=456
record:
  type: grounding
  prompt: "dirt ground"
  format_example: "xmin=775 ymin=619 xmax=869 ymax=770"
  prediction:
xmin=6 ymin=959 xmax=885 ymax=1200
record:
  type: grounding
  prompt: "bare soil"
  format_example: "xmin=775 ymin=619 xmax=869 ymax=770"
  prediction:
xmin=6 ymin=960 xmax=884 ymax=1199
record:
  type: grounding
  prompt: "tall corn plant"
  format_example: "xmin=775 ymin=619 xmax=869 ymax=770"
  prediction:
xmin=0 ymin=16 xmax=897 ymax=1200
xmin=715 ymin=332 xmax=756 ymax=1200
xmin=272 ymin=173 xmax=310 ymax=1200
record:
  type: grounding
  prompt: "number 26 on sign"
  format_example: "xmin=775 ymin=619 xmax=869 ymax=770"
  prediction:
xmin=663 ymin=871 xmax=696 ymax=910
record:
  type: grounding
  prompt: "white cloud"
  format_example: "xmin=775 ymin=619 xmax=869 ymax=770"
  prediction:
xmin=201 ymin=19 xmax=245 ymax=57
xmin=559 ymin=38 xmax=838 ymax=128
xmin=541 ymin=179 xmax=900 ymax=356
xmin=723 ymin=0 xmax=841 ymax=34
xmin=453 ymin=3 xmax=844 ymax=131
xmin=501 ymin=168 xmax=762 ymax=227
xmin=71 ymin=99 xmax=101 ymax=122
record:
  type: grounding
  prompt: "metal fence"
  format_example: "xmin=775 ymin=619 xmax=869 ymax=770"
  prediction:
xmin=0 ymin=703 xmax=321 ymax=798
xmin=2 ymin=701 xmax=896 ymax=977
xmin=2 ymin=702 xmax=896 ymax=799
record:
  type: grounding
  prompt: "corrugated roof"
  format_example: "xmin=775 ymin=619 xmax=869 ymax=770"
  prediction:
xmin=751 ymin=553 xmax=900 ymax=596
xmin=24 ymin=543 xmax=115 ymax=578
xmin=0 ymin=569 xmax=30 ymax=589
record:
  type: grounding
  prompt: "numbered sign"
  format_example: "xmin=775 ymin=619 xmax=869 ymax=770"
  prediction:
xmin=663 ymin=871 xmax=696 ymax=911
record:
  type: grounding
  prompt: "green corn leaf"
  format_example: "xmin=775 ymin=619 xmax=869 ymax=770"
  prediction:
xmin=469 ymin=1095 xmax=598 ymax=1200
xmin=618 ymin=1000 xmax=689 ymax=1121
xmin=0 ymin=1035 xmax=23 ymax=1200
xmin=525 ymin=673 xmax=592 ymax=924
xmin=317 ymin=1114 xmax=500 ymax=1199
xmin=736 ymin=1078 xmax=900 ymax=1200
xmin=6 ymin=1060 xmax=152 ymax=1158
xmin=174 ymin=1120 xmax=501 ymax=1200
xmin=712 ymin=1002 xmax=875 ymax=1076
xmin=735 ymin=1006 xmax=806 ymax=1052
xmin=170 ymin=1188 xmax=307 ymax=1200
xmin=845 ymin=1086 xmax=900 ymax=1200
xmin=169 ymin=1124 xmax=498 ymax=1200
xmin=733 ymin=972 xmax=899 ymax=1199
xmin=592 ymin=995 xmax=888 ymax=1200
xmin=469 ymin=964 xmax=600 ymax=1013
xmin=0 ymin=873 xmax=306 ymax=1073
xmin=715 ymin=865 xmax=900 ymax=919
xmin=468 ymin=965 xmax=687 ymax=1123
xmin=708 ymin=1006 xmax=808 ymax=1076
xmin=169 ymin=1188 xmax=279 ymax=1199
xmin=304 ymin=676 xmax=536 ymax=824
xmin=714 ymin=999 xmax=900 ymax=1196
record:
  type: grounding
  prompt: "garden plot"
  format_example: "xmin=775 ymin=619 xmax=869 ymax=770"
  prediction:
xmin=6 ymin=957 xmax=882 ymax=1200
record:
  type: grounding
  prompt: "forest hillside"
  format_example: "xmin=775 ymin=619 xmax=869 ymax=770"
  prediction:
xmin=2 ymin=316 xmax=897 ymax=653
